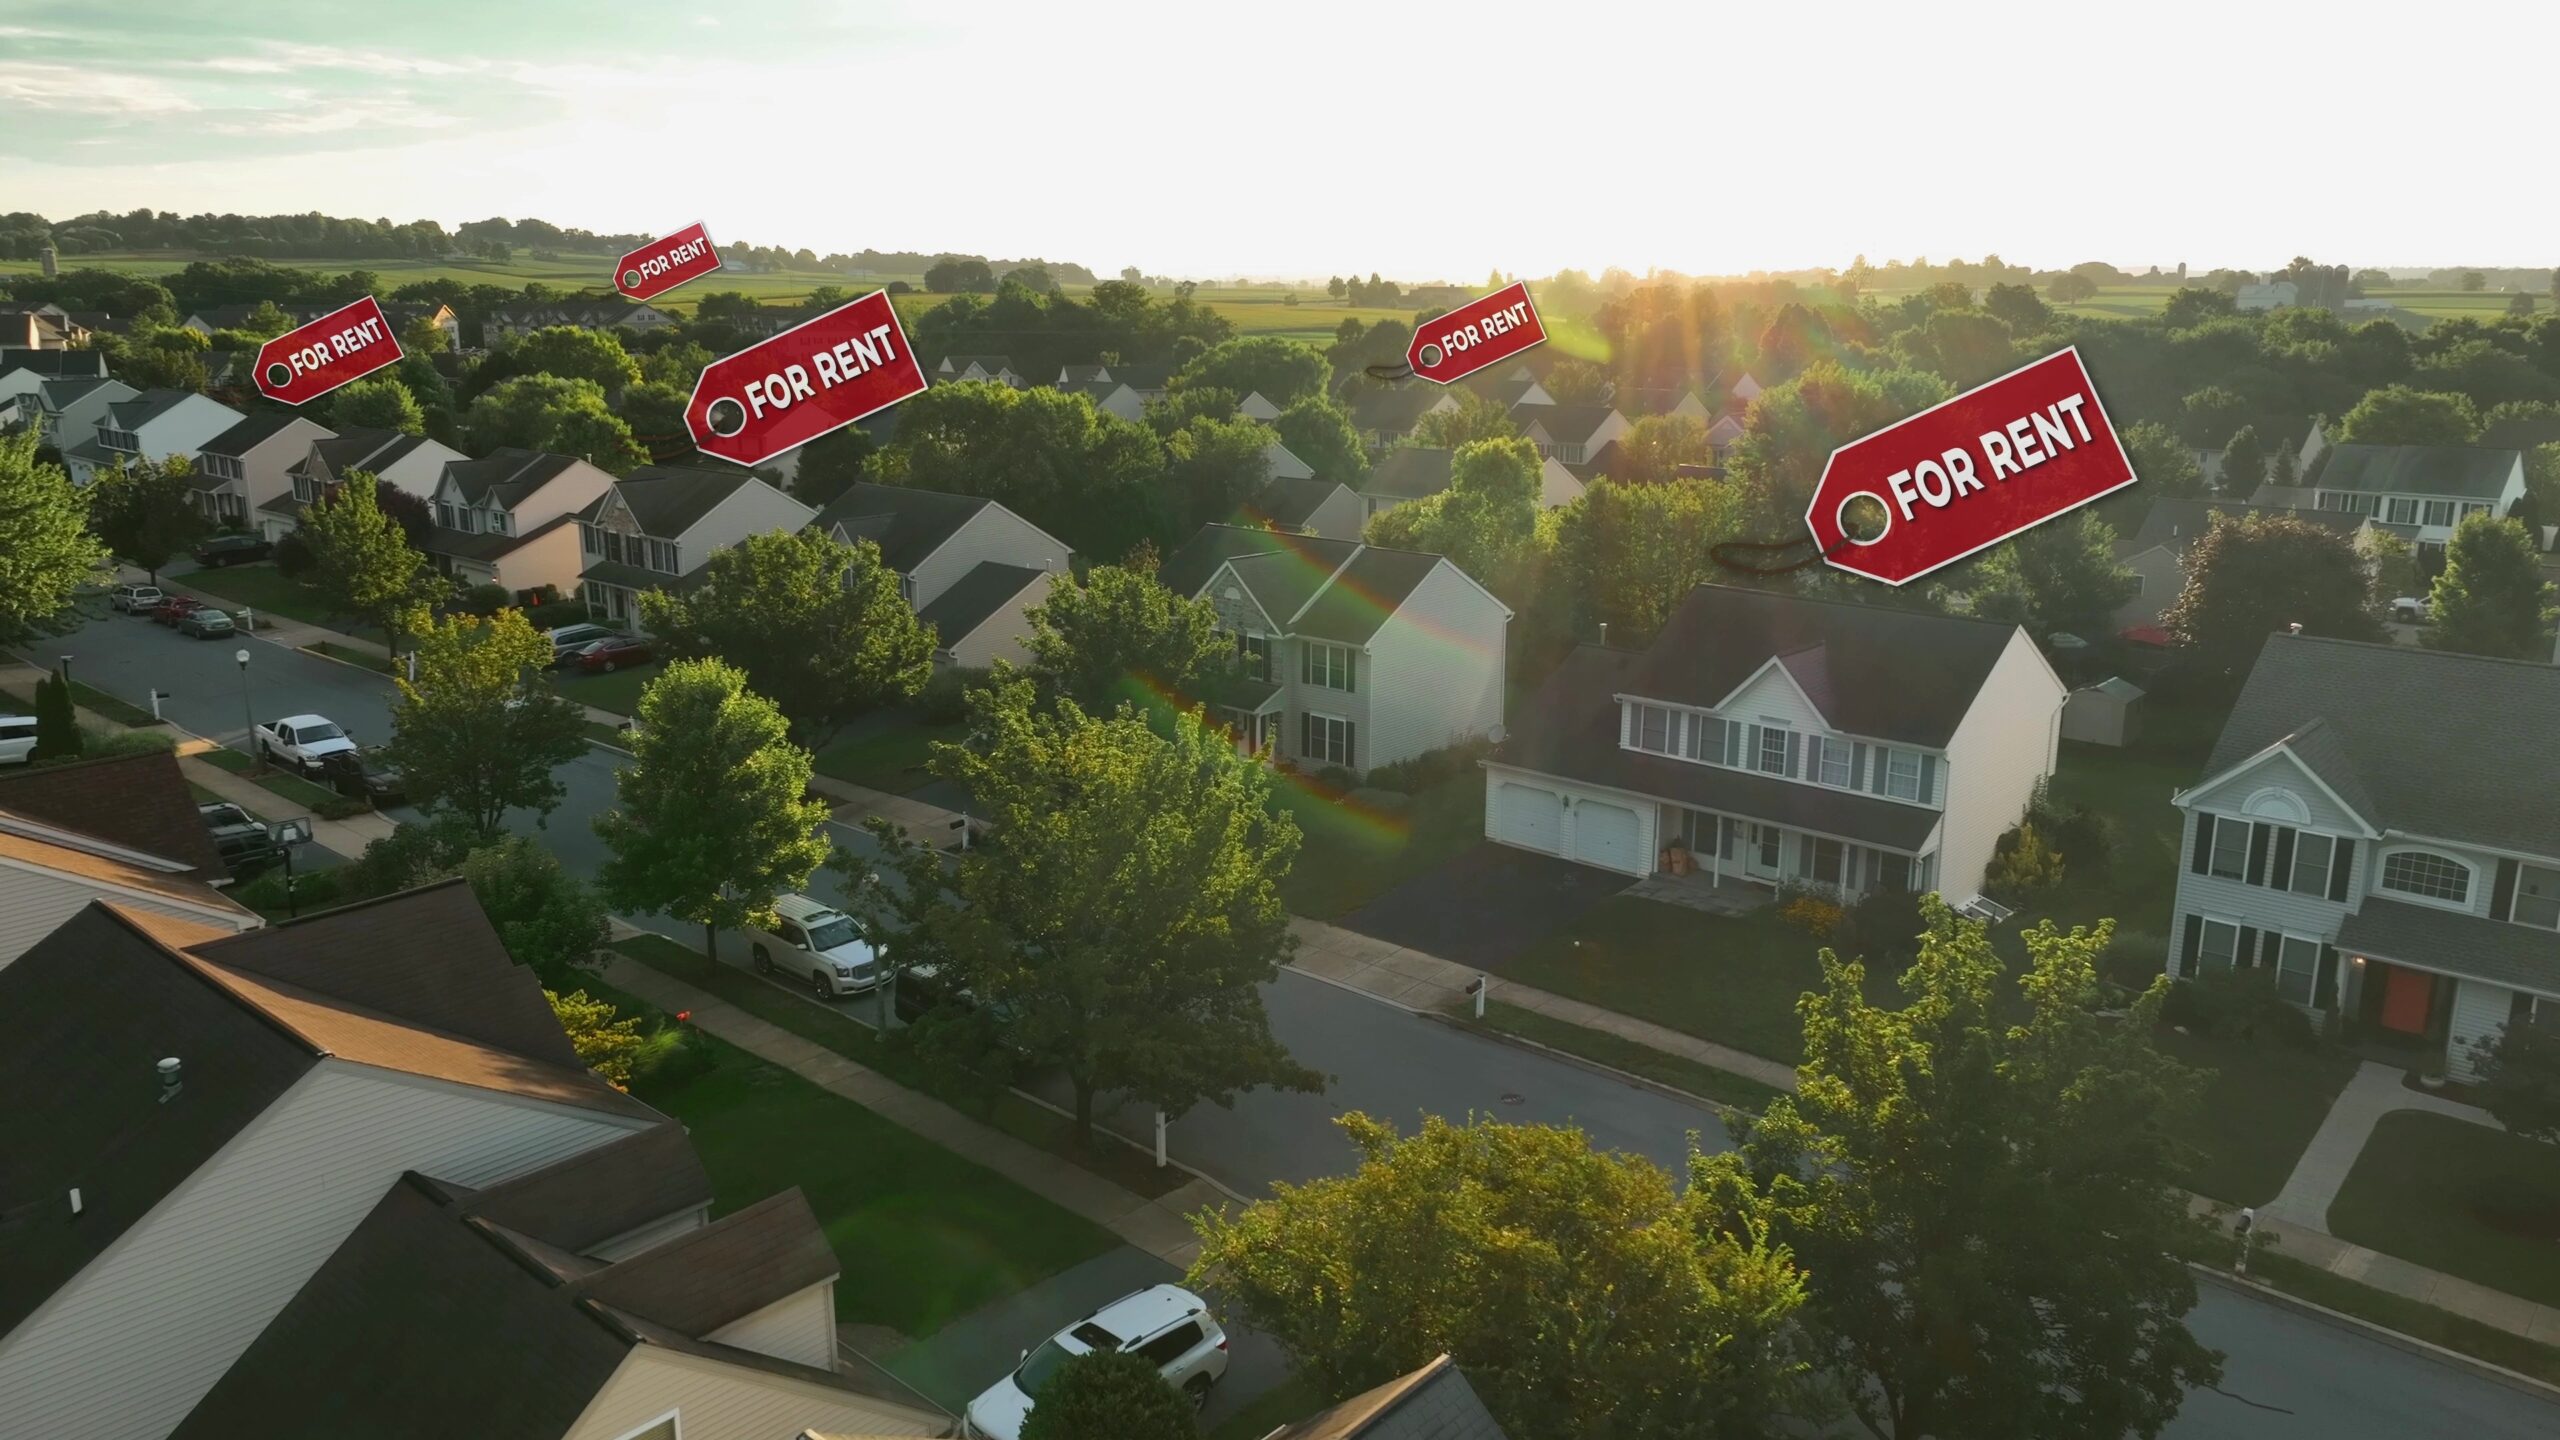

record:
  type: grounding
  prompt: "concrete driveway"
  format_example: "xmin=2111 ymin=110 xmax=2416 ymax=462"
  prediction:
xmin=1336 ymin=842 xmax=1628 ymax=967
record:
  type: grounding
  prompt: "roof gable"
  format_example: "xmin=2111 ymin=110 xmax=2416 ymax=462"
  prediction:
xmin=814 ymin=482 xmax=995 ymax=571
xmin=602 ymin=465 xmax=761 ymax=539
xmin=0 ymin=750 xmax=230 ymax=875
xmin=916 ymin=560 xmax=1049 ymax=642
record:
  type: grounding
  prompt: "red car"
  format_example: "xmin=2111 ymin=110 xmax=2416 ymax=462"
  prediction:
xmin=575 ymin=636 xmax=654 ymax=672
xmin=149 ymin=595 xmax=207 ymax=626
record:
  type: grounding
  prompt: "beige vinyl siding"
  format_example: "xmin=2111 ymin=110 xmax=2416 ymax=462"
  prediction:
xmin=0 ymin=865 xmax=256 ymax=969
xmin=1936 ymin=629 xmax=2066 ymax=900
xmin=511 ymin=460 xmax=617 ymax=532
xmin=1537 ymin=457 xmax=1586 ymax=509
xmin=675 ymin=481 xmax=819 ymax=574
xmin=0 ymin=1064 xmax=650 ymax=1440
xmin=491 ymin=516 xmax=591 ymax=598
xmin=561 ymin=1346 xmax=944 ymax=1440
xmin=2112 ymin=545 xmax=2181 ymax=630
xmin=703 ymin=1283 xmax=838 ymax=1369
xmin=906 ymin=503 xmax=1071 ymax=610
xmin=375 ymin=439 xmax=468 ymax=501
xmin=938 ymin=572 xmax=1057 ymax=671
xmin=230 ymin=420 xmax=335 ymax=515
xmin=1360 ymin=562 xmax=1509 ymax=771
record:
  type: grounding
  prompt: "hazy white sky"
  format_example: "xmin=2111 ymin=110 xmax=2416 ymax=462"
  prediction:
xmin=3 ymin=0 xmax=2552 ymax=280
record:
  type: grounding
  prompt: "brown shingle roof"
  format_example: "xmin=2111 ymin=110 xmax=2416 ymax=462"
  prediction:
xmin=571 ymin=1189 xmax=837 ymax=1333
xmin=449 ymin=1124 xmax=714 ymax=1254
xmin=0 ymin=828 xmax=252 ymax=919
xmin=0 ymin=749 xmax=229 ymax=875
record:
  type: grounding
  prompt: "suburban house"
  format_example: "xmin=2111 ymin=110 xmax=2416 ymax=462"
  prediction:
xmin=1484 ymin=585 xmax=2066 ymax=895
xmin=2166 ymin=634 xmax=2560 ymax=1082
xmin=182 ymin=302 xmax=459 ymax=351
xmin=1263 ymin=438 xmax=1314 ymax=480
xmin=1707 ymin=412 xmax=1747 ymax=459
xmin=2305 ymin=444 xmax=2526 ymax=550
xmin=1349 ymin=385 xmax=1460 ymax=450
xmin=1358 ymin=445 xmax=1584 ymax=520
xmin=483 ymin=297 xmax=677 ymax=341
xmin=186 ymin=411 xmax=335 ymax=529
xmin=0 ymin=883 xmax=671 ymax=1440
xmin=0 ymin=347 xmax=107 ymax=427
xmin=1063 ymin=377 xmax=1146 ymax=421
xmin=808 ymin=483 xmax=1073 ymax=669
xmin=1058 ymin=362 xmax=1111 ymax=385
xmin=259 ymin=427 xmax=468 ymax=541
xmin=1515 ymin=403 xmax=1630 ymax=467
xmin=1622 ymin=386 xmax=1713 ymax=421
xmin=2111 ymin=498 xmax=2365 ymax=632
xmin=1238 ymin=389 xmax=1285 ymax=421
xmin=936 ymin=353 xmax=1024 ymax=387
xmin=1472 ymin=375 xmax=1554 ymax=410
xmin=1265 ymin=1356 xmax=1509 ymax=1440
xmin=422 ymin=449 xmax=620 ymax=600
xmin=25 ymin=373 xmax=134 ymax=448
xmin=61 ymin=388 xmax=246 ymax=486
xmin=0 ymin=301 xmax=82 ymax=348
xmin=578 ymin=466 xmax=816 ymax=627
xmin=0 ymin=752 xmax=258 ymax=964
xmin=172 ymin=1149 xmax=943 ymax=1438
xmin=1242 ymin=475 xmax=1367 ymax=541
xmin=1159 ymin=524 xmax=1513 ymax=775
xmin=1106 ymin=361 xmax=1171 ymax=402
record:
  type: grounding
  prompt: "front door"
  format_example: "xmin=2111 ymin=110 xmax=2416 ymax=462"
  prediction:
xmin=1748 ymin=824 xmax=1784 ymax=882
xmin=2379 ymin=964 xmax=2433 ymax=1035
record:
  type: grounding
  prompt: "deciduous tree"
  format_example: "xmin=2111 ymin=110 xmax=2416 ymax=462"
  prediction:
xmin=2163 ymin=513 xmax=2384 ymax=666
xmin=1272 ymin=396 xmax=1367 ymax=484
xmin=2425 ymin=512 xmax=2556 ymax=659
xmin=1193 ymin=1112 xmax=1808 ymax=1440
xmin=788 ymin=423 xmax=877 ymax=507
xmin=639 ymin=529 xmax=933 ymax=747
xmin=389 ymin=608 xmax=589 ymax=842
xmin=2218 ymin=425 xmax=2266 ymax=493
xmin=1173 ymin=336 xmax=1330 ymax=408
xmin=1019 ymin=561 xmax=1230 ymax=718
xmin=1164 ymin=414 xmax=1273 ymax=533
xmin=298 ymin=469 xmax=432 ymax=647
xmin=860 ymin=678 xmax=1319 ymax=1144
xmin=1611 ymin=413 xmax=1717 ymax=485
xmin=507 ymin=324 xmax=642 ymax=393
xmin=2474 ymin=1018 xmax=2560 ymax=1144
xmin=85 ymin=453 xmax=202 ymax=583
xmin=880 ymin=381 xmax=1171 ymax=559
xmin=1720 ymin=901 xmax=2220 ymax=1440
xmin=464 ymin=374 xmax=648 ymax=472
xmin=1362 ymin=437 xmax=1540 ymax=591
xmin=1017 ymin=1351 xmax=1197 ymax=1440
xmin=460 ymin=834 xmax=611 ymax=989
xmin=328 ymin=376 xmax=426 ymax=435
xmin=1962 ymin=509 xmax=2138 ymax=644
xmin=2334 ymin=385 xmax=2483 ymax=446
xmin=0 ymin=428 xmax=107 ymax=647
xmin=1407 ymin=387 xmax=1521 ymax=450
xmin=547 ymin=989 xmax=644 ymax=1087
xmin=595 ymin=659 xmax=831 ymax=965
xmin=2120 ymin=420 xmax=2205 ymax=498
xmin=1549 ymin=475 xmax=1743 ymax=641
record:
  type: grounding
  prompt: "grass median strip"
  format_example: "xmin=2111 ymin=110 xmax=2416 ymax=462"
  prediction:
xmin=2243 ymin=1252 xmax=2560 ymax=1388
xmin=611 ymin=933 xmax=1192 ymax=1201
xmin=1466 ymin=1000 xmax=1787 ymax=1116
xmin=192 ymin=746 xmax=370 ymax=819
xmin=303 ymin=641 xmax=395 ymax=674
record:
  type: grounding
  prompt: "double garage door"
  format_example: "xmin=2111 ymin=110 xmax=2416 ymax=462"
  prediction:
xmin=1493 ymin=781 xmax=1645 ymax=876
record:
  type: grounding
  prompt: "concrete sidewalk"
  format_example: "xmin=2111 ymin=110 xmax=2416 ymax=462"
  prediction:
xmin=1285 ymin=914 xmax=1801 ymax=1093
xmin=809 ymin=773 xmax=972 ymax=850
xmin=2265 ymin=1061 xmax=2501 ymax=1232
xmin=602 ymin=946 xmax=1225 ymax=1270
xmin=2190 ymin=1194 xmax=2560 ymax=1345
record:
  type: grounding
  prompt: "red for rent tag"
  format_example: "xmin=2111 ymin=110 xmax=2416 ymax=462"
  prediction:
xmin=1805 ymin=347 xmax=2134 ymax=587
xmin=254 ymin=297 xmax=403 ymax=407
xmin=616 ymin=222 xmax=723 ymax=302
xmin=1405 ymin=282 xmax=1545 ymax=385
xmin=686 ymin=290 xmax=926 ymax=466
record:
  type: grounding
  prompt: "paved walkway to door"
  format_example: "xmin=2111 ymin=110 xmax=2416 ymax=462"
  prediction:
xmin=2264 ymin=1060 xmax=2503 ymax=1232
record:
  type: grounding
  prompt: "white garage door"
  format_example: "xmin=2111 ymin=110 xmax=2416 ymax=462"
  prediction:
xmin=1496 ymin=782 xmax=1564 ymax=855
xmin=1573 ymin=800 xmax=1643 ymax=875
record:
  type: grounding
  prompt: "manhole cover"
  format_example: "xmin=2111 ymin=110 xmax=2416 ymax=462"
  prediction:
xmin=1500 ymin=1092 xmax=1525 ymax=1106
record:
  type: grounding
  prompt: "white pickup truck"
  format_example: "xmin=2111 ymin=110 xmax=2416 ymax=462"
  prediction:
xmin=256 ymin=714 xmax=358 ymax=774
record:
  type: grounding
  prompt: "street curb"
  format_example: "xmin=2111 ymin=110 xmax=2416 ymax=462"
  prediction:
xmin=1414 ymin=1006 xmax=1746 ymax=1122
xmin=2188 ymin=1264 xmax=2560 ymax=1404
xmin=291 ymin=640 xmax=399 ymax=681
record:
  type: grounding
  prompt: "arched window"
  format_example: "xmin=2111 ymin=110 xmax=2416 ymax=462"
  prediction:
xmin=2380 ymin=850 xmax=2471 ymax=905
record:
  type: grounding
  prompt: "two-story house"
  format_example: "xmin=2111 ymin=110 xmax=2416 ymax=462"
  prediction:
xmin=579 ymin=466 xmax=817 ymax=627
xmin=25 ymin=373 xmax=135 ymax=450
xmin=61 ymin=388 xmax=245 ymax=486
xmin=0 ymin=347 xmax=107 ymax=428
xmin=2306 ymin=444 xmax=2526 ymax=551
xmin=0 ymin=751 xmax=259 ymax=964
xmin=1159 ymin=524 xmax=1512 ymax=774
xmin=1357 ymin=446 xmax=1585 ymax=521
xmin=2166 ymin=634 xmax=2560 ymax=1081
xmin=421 ymin=449 xmax=619 ymax=600
xmin=186 ymin=411 xmax=336 ymax=529
xmin=808 ymin=483 xmax=1073 ymax=669
xmin=258 ymin=427 xmax=468 ymax=542
xmin=483 ymin=297 xmax=676 ymax=342
xmin=2111 ymin=498 xmax=2366 ymax=633
xmin=1485 ymin=585 xmax=2065 ymax=895
xmin=1514 ymin=403 xmax=1630 ymax=467
xmin=1349 ymin=386 xmax=1461 ymax=451
xmin=183 ymin=302 xmax=458 ymax=352
xmin=936 ymin=354 xmax=1025 ymax=388
xmin=1063 ymin=376 xmax=1147 ymax=421
xmin=0 ymin=883 xmax=670 ymax=1440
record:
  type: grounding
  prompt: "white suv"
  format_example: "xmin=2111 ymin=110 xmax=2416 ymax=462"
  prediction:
xmin=747 ymin=893 xmax=883 ymax=998
xmin=964 ymin=1285 xmax=1228 ymax=1439
xmin=0 ymin=715 xmax=37 ymax=765
xmin=110 ymin=583 xmax=165 ymax=613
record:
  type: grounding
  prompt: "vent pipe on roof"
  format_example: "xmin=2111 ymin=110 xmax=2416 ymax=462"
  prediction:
xmin=2286 ymin=623 xmax=2304 ymax=636
xmin=68 ymin=1188 xmax=82 ymax=1217
xmin=157 ymin=1056 xmax=182 ymax=1104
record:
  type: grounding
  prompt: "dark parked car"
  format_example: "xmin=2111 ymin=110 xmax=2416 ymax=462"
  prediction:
xmin=546 ymin=623 xmax=618 ymax=667
xmin=575 ymin=636 xmax=654 ymax=672
xmin=178 ymin=607 xmax=236 ymax=639
xmin=149 ymin=595 xmax=207 ymax=626
xmin=198 ymin=801 xmax=281 ymax=874
xmin=318 ymin=745 xmax=408 ymax=806
xmin=193 ymin=533 xmax=273 ymax=567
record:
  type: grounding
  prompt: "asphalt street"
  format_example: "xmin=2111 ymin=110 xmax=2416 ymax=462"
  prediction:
xmin=46 ymin=600 xmax=2560 ymax=1440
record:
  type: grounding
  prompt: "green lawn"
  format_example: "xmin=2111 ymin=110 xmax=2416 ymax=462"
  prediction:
xmin=2247 ymin=1252 xmax=2560 ymax=1388
xmin=613 ymin=935 xmax=1189 ymax=1200
xmin=813 ymin=719 xmax=963 ymax=795
xmin=2155 ymin=1029 xmax=2356 ymax=1206
xmin=1274 ymin=773 xmax=1486 ymax=920
xmin=304 ymin=641 xmax=393 ymax=674
xmin=180 ymin=563 xmax=348 ymax=631
xmin=1471 ymin=1000 xmax=1787 ymax=1115
xmin=582 ymin=977 xmax=1120 ymax=1339
xmin=551 ymin=662 xmax=659 ymax=717
xmin=2330 ymin=1110 xmax=2560 ymax=1309
xmin=584 ymin=720 xmax=631 ymax=750
xmin=193 ymin=745 xmax=368 ymax=818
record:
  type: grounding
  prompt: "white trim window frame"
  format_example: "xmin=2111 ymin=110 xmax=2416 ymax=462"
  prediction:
xmin=2422 ymin=499 xmax=2456 ymax=527
xmin=2289 ymin=832 xmax=2335 ymax=897
xmin=2274 ymin=932 xmax=2321 ymax=1006
xmin=1815 ymin=736 xmax=1851 ymax=788
xmin=2207 ymin=815 xmax=2249 ymax=881
xmin=1302 ymin=639 xmax=1355 ymax=692
xmin=2197 ymin=916 xmax=2241 ymax=973
xmin=1884 ymin=748 xmax=1922 ymax=801
xmin=1632 ymin=702 xmax=1675 ymax=755
xmin=1757 ymin=724 xmax=1790 ymax=775
xmin=2386 ymin=496 xmax=2418 ymax=525
xmin=1304 ymin=711 xmax=1352 ymax=767
xmin=2515 ymin=863 xmax=2560 ymax=932
xmin=2378 ymin=848 xmax=2472 ymax=908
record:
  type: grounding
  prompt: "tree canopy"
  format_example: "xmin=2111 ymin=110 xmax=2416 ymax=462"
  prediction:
xmin=296 ymin=468 xmax=432 ymax=646
xmin=1018 ymin=561 xmax=1231 ymax=719
xmin=1017 ymin=1350 xmax=1197 ymax=1440
xmin=879 ymin=381 xmax=1170 ymax=559
xmin=328 ymin=376 xmax=427 ymax=435
xmin=2333 ymin=385 xmax=2483 ymax=446
xmin=2162 ymin=513 xmax=2384 ymax=666
xmin=85 ymin=453 xmax=203 ymax=584
xmin=1173 ymin=336 xmax=1329 ymax=408
xmin=2425 ymin=512 xmax=2557 ymax=660
xmin=1362 ymin=436 xmax=1541 ymax=593
xmin=389 ymin=608 xmax=590 ymax=843
xmin=464 ymin=374 xmax=648 ymax=472
xmin=1961 ymin=510 xmax=2138 ymax=644
xmin=0 ymin=429 xmax=106 ymax=648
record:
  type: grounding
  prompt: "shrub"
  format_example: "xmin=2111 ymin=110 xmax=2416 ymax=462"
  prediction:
xmin=339 ymin=823 xmax=462 ymax=901
xmin=1311 ymin=765 xmax=1359 ymax=795
xmin=519 ymin=597 xmax=593 ymax=632
xmin=1984 ymin=821 xmax=2065 ymax=902
xmin=1019 ymin=1348 xmax=1200 ymax=1440
xmin=453 ymin=582 xmax=511 ymax=616
xmin=272 ymin=528 xmax=316 ymax=578
xmin=1780 ymin=894 xmax=1847 ymax=939
xmin=1363 ymin=736 xmax=1496 ymax=795
xmin=1846 ymin=887 xmax=1927 ymax=967
xmin=627 ymin=1017 xmax=718 ymax=1088
xmin=2027 ymin=778 xmax=2118 ymax=870
xmin=2098 ymin=928 xmax=2168 ymax=992
xmin=2170 ymin=966 xmax=2316 ymax=1048
xmin=917 ymin=664 xmax=983 ymax=725
xmin=30 ymin=676 xmax=80 ymax=762
xmin=232 ymin=863 xmax=342 ymax=914
xmin=547 ymin=988 xmax=645 ymax=1086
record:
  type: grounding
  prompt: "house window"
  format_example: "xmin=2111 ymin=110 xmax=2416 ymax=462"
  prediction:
xmin=489 ymin=509 xmax=512 ymax=537
xmin=2275 ymin=934 xmax=2320 ymax=1006
xmin=1686 ymin=714 xmax=1725 ymax=763
xmin=1302 ymin=640 xmax=1355 ymax=692
xmin=2289 ymin=833 xmax=2335 ymax=897
xmin=2465 ymin=502 xmax=2490 ymax=519
xmin=435 ymin=502 xmax=455 ymax=528
xmin=2380 ymin=850 xmax=2470 ymax=904
xmin=1633 ymin=704 xmax=1673 ymax=754
xmin=2208 ymin=816 xmax=2249 ymax=880
xmin=1815 ymin=737 xmax=1851 ymax=787
xmin=1238 ymin=633 xmax=1270 ymax=682
xmin=581 ymin=523 xmax=600 ymax=556
xmin=293 ymin=475 xmax=316 ymax=503
xmin=1884 ymin=749 xmax=1921 ymax=801
xmin=897 ymin=572 xmax=917 ymax=605
xmin=2422 ymin=499 xmax=2455 ymax=527
xmin=603 ymin=530 xmax=627 ymax=564
xmin=2510 ymin=990 xmax=2539 ymax=1027
xmin=2386 ymin=497 xmax=2417 ymax=524
xmin=647 ymin=538 xmax=680 ymax=574
xmin=1757 ymin=726 xmax=1790 ymax=775
xmin=1810 ymin=837 xmax=1845 ymax=885
xmin=2198 ymin=918 xmax=2240 ymax=972
xmin=1875 ymin=852 xmax=1912 ymax=892
xmin=2512 ymin=864 xmax=2560 ymax=931
xmin=1302 ymin=712 xmax=1353 ymax=767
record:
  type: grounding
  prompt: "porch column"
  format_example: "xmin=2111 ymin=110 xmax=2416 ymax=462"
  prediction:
xmin=1708 ymin=813 xmax=1721 ymax=885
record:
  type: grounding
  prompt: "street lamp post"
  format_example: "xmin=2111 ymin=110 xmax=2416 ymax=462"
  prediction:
xmin=234 ymin=648 xmax=254 ymax=764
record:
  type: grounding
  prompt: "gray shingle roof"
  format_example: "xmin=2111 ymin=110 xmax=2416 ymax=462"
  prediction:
xmin=591 ymin=464 xmax=757 ymax=539
xmin=2117 ymin=498 xmax=2361 ymax=558
xmin=40 ymin=374 xmax=123 ymax=404
xmin=1364 ymin=447 xmax=1455 ymax=501
xmin=198 ymin=410 xmax=319 ymax=458
xmin=1350 ymin=386 xmax=1446 ymax=436
xmin=916 ymin=560 xmax=1048 ymax=644
xmin=105 ymin=388 xmax=207 ymax=431
xmin=1295 ymin=546 xmax=1444 ymax=644
xmin=1252 ymin=475 xmax=1352 ymax=530
xmin=440 ymin=449 xmax=587 ymax=509
xmin=1159 ymin=523 xmax=1464 ymax=643
xmin=2315 ymin=445 xmax=2522 ymax=500
xmin=2338 ymin=897 xmax=2560 ymax=995
xmin=2203 ymin=634 xmax=2560 ymax=857
xmin=0 ymin=347 xmax=109 ymax=379
xmin=810 ymin=482 xmax=992 ymax=571
xmin=439 ymin=1124 xmax=711 ymax=1255
xmin=1517 ymin=403 xmax=1619 ymax=446
xmin=1267 ymin=1356 xmax=1511 ymax=1439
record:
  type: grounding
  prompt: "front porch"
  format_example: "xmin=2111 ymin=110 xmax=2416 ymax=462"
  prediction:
xmin=1626 ymin=867 xmax=1765 ymax=915
xmin=1647 ymin=801 xmax=1934 ymax=906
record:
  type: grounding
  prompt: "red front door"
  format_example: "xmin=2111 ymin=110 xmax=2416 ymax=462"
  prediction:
xmin=2380 ymin=965 xmax=2433 ymax=1035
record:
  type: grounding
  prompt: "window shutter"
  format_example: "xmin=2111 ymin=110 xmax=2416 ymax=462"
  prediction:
xmin=1745 ymin=725 xmax=1761 ymax=766
xmin=2190 ymin=814 xmax=2212 ymax=875
xmin=2317 ymin=946 xmax=2341 ymax=1010
xmin=1300 ymin=712 xmax=1311 ymax=759
xmin=1850 ymin=743 xmax=1866 ymax=789
xmin=2330 ymin=839 xmax=2355 ymax=901
xmin=1345 ymin=721 xmax=1356 ymax=769
xmin=2271 ymin=829 xmax=2297 ymax=892
xmin=2180 ymin=914 xmax=2203 ymax=977
xmin=2237 ymin=926 xmax=2260 ymax=966
xmin=1785 ymin=734 xmax=1801 ymax=778
xmin=1871 ymin=748 xmax=1890 ymax=794
xmin=2247 ymin=823 xmax=2272 ymax=886
xmin=1300 ymin=644 xmax=1312 ymax=685
xmin=1918 ymin=754 xmax=1937 ymax=802
xmin=1345 ymin=651 xmax=1356 ymax=695
xmin=2494 ymin=858 xmax=2521 ymax=922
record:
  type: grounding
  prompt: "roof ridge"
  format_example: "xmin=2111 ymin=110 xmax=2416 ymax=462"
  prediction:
xmin=1687 ymin=581 xmax=2024 ymax=632
xmin=2273 ymin=631 xmax=2560 ymax=675
xmin=99 ymin=904 xmax=328 ymax=1057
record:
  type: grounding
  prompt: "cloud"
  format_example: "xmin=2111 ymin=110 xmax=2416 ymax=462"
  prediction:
xmin=0 ymin=63 xmax=198 ymax=115
xmin=227 ymin=41 xmax=480 ymax=78
xmin=204 ymin=94 xmax=464 ymax=137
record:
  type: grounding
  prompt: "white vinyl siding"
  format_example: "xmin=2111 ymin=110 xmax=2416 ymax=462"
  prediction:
xmin=660 ymin=480 xmax=819 ymax=585
xmin=0 ymin=1064 xmax=649 ymax=1440
xmin=1935 ymin=627 xmax=2066 ymax=903
xmin=0 ymin=863 xmax=256 ymax=970
xmin=936 ymin=572 xmax=1056 ymax=671
xmin=703 ymin=1283 xmax=839 ymax=1369
xmin=2450 ymin=980 xmax=2518 ymax=1084
xmin=560 ymin=1346 xmax=943 ymax=1440
xmin=2208 ymin=816 xmax=2250 ymax=879
xmin=903 ymin=501 xmax=1071 ymax=610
